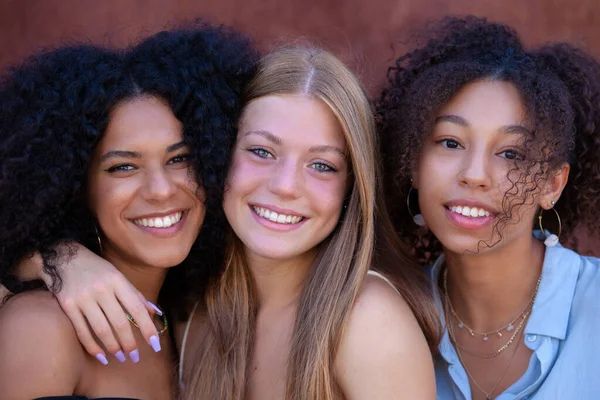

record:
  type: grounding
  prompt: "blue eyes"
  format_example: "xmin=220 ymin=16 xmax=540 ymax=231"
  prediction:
xmin=248 ymin=147 xmax=337 ymax=173
xmin=251 ymin=148 xmax=273 ymax=159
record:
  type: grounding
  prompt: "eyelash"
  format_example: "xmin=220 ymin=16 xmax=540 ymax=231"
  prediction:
xmin=437 ymin=138 xmax=463 ymax=150
xmin=248 ymin=147 xmax=338 ymax=173
xmin=105 ymin=153 xmax=190 ymax=173
xmin=437 ymin=139 xmax=524 ymax=161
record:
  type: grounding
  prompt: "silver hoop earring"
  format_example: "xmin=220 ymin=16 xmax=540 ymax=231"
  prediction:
xmin=407 ymin=187 xmax=425 ymax=226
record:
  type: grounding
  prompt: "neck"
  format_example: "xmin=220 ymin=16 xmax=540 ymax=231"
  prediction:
xmin=103 ymin=249 xmax=168 ymax=305
xmin=444 ymin=232 xmax=545 ymax=332
xmin=245 ymin=248 xmax=316 ymax=309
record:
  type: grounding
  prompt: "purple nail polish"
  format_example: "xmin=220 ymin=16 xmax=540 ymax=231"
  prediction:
xmin=149 ymin=335 xmax=161 ymax=353
xmin=115 ymin=350 xmax=126 ymax=363
xmin=129 ymin=349 xmax=140 ymax=363
xmin=146 ymin=301 xmax=163 ymax=316
xmin=95 ymin=353 xmax=109 ymax=365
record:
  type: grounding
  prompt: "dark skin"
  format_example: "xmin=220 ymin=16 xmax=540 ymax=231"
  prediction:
xmin=0 ymin=96 xmax=205 ymax=399
xmin=414 ymin=80 xmax=569 ymax=399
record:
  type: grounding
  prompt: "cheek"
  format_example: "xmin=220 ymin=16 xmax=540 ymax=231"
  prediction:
xmin=307 ymin=177 xmax=346 ymax=217
xmin=89 ymin=178 xmax=137 ymax=229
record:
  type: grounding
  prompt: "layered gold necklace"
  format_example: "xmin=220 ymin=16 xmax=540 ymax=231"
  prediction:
xmin=443 ymin=269 xmax=542 ymax=399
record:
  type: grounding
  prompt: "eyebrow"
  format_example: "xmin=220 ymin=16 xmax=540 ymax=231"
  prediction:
xmin=242 ymin=130 xmax=281 ymax=145
xmin=435 ymin=114 xmax=530 ymax=135
xmin=99 ymin=141 xmax=188 ymax=162
xmin=243 ymin=130 xmax=346 ymax=157
xmin=309 ymin=145 xmax=346 ymax=158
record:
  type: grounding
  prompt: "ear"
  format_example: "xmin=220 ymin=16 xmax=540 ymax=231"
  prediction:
xmin=411 ymin=173 xmax=419 ymax=189
xmin=539 ymin=163 xmax=570 ymax=209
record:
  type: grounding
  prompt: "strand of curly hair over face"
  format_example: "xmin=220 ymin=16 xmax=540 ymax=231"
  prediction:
xmin=0 ymin=22 xmax=258 ymax=318
xmin=376 ymin=16 xmax=600 ymax=265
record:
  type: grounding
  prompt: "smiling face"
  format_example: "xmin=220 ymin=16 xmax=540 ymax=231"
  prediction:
xmin=223 ymin=94 xmax=349 ymax=263
xmin=414 ymin=80 xmax=547 ymax=255
xmin=86 ymin=96 xmax=205 ymax=269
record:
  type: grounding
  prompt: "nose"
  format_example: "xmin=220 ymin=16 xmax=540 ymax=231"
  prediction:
xmin=458 ymin=148 xmax=492 ymax=190
xmin=267 ymin=159 xmax=302 ymax=199
xmin=141 ymin=167 xmax=178 ymax=201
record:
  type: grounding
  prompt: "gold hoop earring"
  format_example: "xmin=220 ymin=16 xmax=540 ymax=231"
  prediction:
xmin=407 ymin=187 xmax=425 ymax=226
xmin=94 ymin=225 xmax=103 ymax=254
xmin=538 ymin=200 xmax=561 ymax=247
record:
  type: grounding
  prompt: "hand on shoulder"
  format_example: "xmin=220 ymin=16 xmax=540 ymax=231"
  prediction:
xmin=0 ymin=290 xmax=85 ymax=399
xmin=335 ymin=273 xmax=436 ymax=400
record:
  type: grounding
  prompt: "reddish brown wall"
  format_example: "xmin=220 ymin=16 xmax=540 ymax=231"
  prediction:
xmin=2 ymin=0 xmax=599 ymax=93
xmin=1 ymin=0 xmax=599 ymax=253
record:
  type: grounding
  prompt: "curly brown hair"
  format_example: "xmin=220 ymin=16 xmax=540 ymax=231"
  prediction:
xmin=376 ymin=16 xmax=600 ymax=265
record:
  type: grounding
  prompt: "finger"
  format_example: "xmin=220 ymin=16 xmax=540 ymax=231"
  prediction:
xmin=96 ymin=294 xmax=137 ymax=353
xmin=114 ymin=283 xmax=162 ymax=353
xmin=62 ymin=307 xmax=110 ymax=365
xmin=79 ymin=301 xmax=132 ymax=362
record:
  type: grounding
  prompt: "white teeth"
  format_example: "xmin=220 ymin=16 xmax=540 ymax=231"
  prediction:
xmin=133 ymin=212 xmax=183 ymax=228
xmin=252 ymin=206 xmax=304 ymax=225
xmin=449 ymin=206 xmax=491 ymax=218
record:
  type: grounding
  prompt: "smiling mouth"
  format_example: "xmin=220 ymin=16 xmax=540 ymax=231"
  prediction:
xmin=447 ymin=205 xmax=492 ymax=218
xmin=251 ymin=206 xmax=305 ymax=225
xmin=132 ymin=211 xmax=183 ymax=228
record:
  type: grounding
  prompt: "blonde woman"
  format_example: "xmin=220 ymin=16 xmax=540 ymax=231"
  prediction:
xmin=15 ymin=46 xmax=438 ymax=399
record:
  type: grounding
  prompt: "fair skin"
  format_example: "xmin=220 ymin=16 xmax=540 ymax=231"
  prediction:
xmin=0 ymin=96 xmax=204 ymax=399
xmin=219 ymin=93 xmax=434 ymax=399
xmin=414 ymin=80 xmax=569 ymax=399
xmin=13 ymin=94 xmax=435 ymax=399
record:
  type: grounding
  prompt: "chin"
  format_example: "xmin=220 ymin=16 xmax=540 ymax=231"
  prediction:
xmin=141 ymin=250 xmax=191 ymax=268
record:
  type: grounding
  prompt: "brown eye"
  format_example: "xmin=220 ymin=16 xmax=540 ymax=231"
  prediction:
xmin=499 ymin=149 xmax=523 ymax=160
xmin=439 ymin=139 xmax=463 ymax=149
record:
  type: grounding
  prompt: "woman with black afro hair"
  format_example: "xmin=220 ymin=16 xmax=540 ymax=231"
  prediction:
xmin=377 ymin=16 xmax=600 ymax=399
xmin=0 ymin=23 xmax=257 ymax=399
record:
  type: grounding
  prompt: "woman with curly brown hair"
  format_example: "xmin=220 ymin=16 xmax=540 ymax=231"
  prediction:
xmin=0 ymin=24 xmax=257 ymax=399
xmin=377 ymin=16 xmax=600 ymax=400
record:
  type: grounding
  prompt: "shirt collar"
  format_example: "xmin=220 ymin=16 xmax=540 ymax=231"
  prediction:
xmin=431 ymin=233 xmax=581 ymax=344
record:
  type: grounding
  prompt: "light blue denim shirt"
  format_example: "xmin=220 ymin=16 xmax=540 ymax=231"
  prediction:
xmin=432 ymin=236 xmax=600 ymax=399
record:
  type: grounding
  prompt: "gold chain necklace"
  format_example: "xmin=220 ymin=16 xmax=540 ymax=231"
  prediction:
xmin=126 ymin=309 xmax=169 ymax=336
xmin=450 ymin=307 xmax=529 ymax=358
xmin=447 ymin=300 xmax=524 ymax=400
xmin=444 ymin=269 xmax=541 ymax=341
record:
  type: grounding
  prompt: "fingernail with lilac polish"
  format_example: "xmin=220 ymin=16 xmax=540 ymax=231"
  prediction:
xmin=95 ymin=353 xmax=109 ymax=365
xmin=115 ymin=351 xmax=126 ymax=363
xmin=150 ymin=335 xmax=161 ymax=353
xmin=147 ymin=301 xmax=163 ymax=316
xmin=129 ymin=349 xmax=140 ymax=363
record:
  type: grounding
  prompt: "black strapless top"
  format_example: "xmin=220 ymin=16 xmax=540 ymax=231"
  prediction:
xmin=35 ymin=397 xmax=140 ymax=400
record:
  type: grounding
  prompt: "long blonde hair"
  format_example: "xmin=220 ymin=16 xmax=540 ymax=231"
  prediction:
xmin=182 ymin=46 xmax=436 ymax=400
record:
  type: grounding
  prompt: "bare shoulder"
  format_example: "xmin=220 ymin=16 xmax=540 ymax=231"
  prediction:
xmin=335 ymin=273 xmax=436 ymax=399
xmin=0 ymin=290 xmax=85 ymax=399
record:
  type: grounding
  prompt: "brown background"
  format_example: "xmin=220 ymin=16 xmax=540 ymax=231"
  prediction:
xmin=1 ymin=0 xmax=599 ymax=253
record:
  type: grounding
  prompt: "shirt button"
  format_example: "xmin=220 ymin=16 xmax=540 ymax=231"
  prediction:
xmin=526 ymin=334 xmax=537 ymax=342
